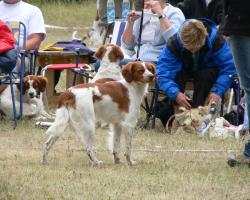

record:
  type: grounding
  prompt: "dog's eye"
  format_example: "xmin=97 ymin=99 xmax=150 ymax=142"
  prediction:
xmin=33 ymin=85 xmax=38 ymax=88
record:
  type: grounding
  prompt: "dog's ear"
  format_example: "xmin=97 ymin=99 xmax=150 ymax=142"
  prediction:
xmin=114 ymin=46 xmax=124 ymax=61
xmin=94 ymin=45 xmax=106 ymax=60
xmin=17 ymin=77 xmax=28 ymax=95
xmin=121 ymin=62 xmax=134 ymax=83
xmin=36 ymin=75 xmax=48 ymax=92
xmin=146 ymin=63 xmax=158 ymax=82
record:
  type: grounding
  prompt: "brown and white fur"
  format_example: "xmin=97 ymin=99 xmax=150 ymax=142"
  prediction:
xmin=91 ymin=44 xmax=124 ymax=83
xmin=0 ymin=75 xmax=48 ymax=119
xmin=42 ymin=62 xmax=157 ymax=166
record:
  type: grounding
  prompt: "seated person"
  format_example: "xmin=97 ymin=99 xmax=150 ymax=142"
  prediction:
xmin=0 ymin=19 xmax=17 ymax=74
xmin=156 ymin=19 xmax=237 ymax=133
xmin=95 ymin=0 xmax=185 ymax=70
xmin=0 ymin=0 xmax=46 ymax=94
xmin=177 ymin=0 xmax=223 ymax=26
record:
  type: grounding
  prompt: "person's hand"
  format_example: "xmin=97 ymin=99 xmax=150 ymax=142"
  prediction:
xmin=144 ymin=0 xmax=163 ymax=15
xmin=176 ymin=92 xmax=192 ymax=110
xmin=127 ymin=11 xmax=140 ymax=25
xmin=208 ymin=93 xmax=220 ymax=105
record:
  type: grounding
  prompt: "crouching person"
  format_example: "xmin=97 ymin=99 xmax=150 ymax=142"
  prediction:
xmin=156 ymin=19 xmax=237 ymax=133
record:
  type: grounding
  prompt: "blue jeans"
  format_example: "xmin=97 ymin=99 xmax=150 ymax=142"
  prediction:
xmin=243 ymin=103 xmax=249 ymax=129
xmin=94 ymin=58 xmax=158 ymax=71
xmin=230 ymin=35 xmax=250 ymax=157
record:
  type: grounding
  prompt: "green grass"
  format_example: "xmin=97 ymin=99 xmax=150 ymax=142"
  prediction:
xmin=1 ymin=1 xmax=250 ymax=199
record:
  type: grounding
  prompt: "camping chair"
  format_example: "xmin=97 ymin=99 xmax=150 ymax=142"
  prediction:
xmin=0 ymin=21 xmax=26 ymax=129
xmin=40 ymin=48 xmax=95 ymax=116
xmin=103 ymin=21 xmax=135 ymax=58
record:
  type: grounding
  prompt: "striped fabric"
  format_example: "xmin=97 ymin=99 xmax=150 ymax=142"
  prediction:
xmin=110 ymin=21 xmax=127 ymax=47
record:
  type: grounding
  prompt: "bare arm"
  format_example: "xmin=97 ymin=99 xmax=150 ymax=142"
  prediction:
xmin=19 ymin=33 xmax=44 ymax=52
xmin=145 ymin=0 xmax=172 ymax=33
xmin=122 ymin=11 xmax=140 ymax=46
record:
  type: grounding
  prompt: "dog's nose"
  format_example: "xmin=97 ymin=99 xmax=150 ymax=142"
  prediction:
xmin=149 ymin=75 xmax=154 ymax=81
xmin=29 ymin=92 xmax=34 ymax=97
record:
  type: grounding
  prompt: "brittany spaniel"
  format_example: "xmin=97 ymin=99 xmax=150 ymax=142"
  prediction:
xmin=0 ymin=75 xmax=48 ymax=119
xmin=91 ymin=44 xmax=124 ymax=83
xmin=42 ymin=61 xmax=157 ymax=166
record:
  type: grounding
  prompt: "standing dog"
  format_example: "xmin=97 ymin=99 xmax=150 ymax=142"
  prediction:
xmin=0 ymin=75 xmax=48 ymax=119
xmin=91 ymin=44 xmax=124 ymax=83
xmin=42 ymin=62 xmax=157 ymax=165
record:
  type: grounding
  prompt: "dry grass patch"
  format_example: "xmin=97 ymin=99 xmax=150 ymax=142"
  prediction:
xmin=0 ymin=110 xmax=249 ymax=199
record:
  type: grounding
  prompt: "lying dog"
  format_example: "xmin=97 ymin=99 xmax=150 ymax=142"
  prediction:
xmin=91 ymin=44 xmax=124 ymax=83
xmin=0 ymin=75 xmax=48 ymax=119
xmin=42 ymin=61 xmax=157 ymax=165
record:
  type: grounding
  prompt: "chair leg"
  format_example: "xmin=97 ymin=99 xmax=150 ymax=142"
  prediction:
xmin=152 ymin=84 xmax=159 ymax=129
xmin=221 ymin=94 xmax=224 ymax=117
xmin=10 ymin=77 xmax=18 ymax=129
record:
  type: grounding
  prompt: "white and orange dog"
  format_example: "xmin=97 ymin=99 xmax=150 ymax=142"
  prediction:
xmin=42 ymin=61 xmax=157 ymax=165
xmin=91 ymin=44 xmax=124 ymax=83
xmin=0 ymin=75 xmax=48 ymax=119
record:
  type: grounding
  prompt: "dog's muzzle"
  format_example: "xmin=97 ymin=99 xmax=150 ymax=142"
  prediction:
xmin=29 ymin=92 xmax=35 ymax=98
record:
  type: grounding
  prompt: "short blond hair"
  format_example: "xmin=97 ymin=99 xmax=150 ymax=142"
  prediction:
xmin=179 ymin=20 xmax=208 ymax=50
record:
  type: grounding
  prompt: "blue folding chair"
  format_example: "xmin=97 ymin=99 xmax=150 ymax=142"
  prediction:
xmin=0 ymin=21 xmax=26 ymax=129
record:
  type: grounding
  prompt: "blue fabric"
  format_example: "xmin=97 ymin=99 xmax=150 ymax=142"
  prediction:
xmin=51 ymin=40 xmax=96 ymax=63
xmin=243 ymin=103 xmax=249 ymax=130
xmin=156 ymin=19 xmax=237 ymax=101
xmin=243 ymin=139 xmax=250 ymax=157
xmin=0 ymin=48 xmax=17 ymax=74
xmin=230 ymin=35 xmax=250 ymax=134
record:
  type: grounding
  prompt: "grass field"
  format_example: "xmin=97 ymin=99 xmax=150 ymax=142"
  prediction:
xmin=1 ymin=1 xmax=250 ymax=199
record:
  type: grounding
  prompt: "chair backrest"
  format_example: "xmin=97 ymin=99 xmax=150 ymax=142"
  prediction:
xmin=103 ymin=21 xmax=135 ymax=58
xmin=3 ymin=21 xmax=26 ymax=74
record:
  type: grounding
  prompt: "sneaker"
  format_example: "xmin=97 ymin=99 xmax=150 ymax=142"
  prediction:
xmin=227 ymin=153 xmax=250 ymax=167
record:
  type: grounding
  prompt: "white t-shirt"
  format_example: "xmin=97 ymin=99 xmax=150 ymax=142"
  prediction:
xmin=0 ymin=0 xmax=46 ymax=45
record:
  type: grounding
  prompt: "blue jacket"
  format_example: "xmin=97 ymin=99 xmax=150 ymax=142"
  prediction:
xmin=156 ymin=18 xmax=237 ymax=101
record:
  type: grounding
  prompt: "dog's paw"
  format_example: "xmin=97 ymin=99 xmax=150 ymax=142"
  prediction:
xmin=41 ymin=159 xmax=48 ymax=165
xmin=95 ymin=160 xmax=104 ymax=165
xmin=114 ymin=158 xmax=123 ymax=164
xmin=128 ymin=160 xmax=137 ymax=166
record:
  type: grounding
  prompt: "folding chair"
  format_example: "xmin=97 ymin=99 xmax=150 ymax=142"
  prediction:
xmin=103 ymin=21 xmax=135 ymax=58
xmin=40 ymin=48 xmax=95 ymax=116
xmin=0 ymin=21 xmax=26 ymax=129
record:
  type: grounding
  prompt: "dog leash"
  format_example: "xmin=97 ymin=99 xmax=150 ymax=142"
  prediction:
xmin=135 ymin=0 xmax=145 ymax=62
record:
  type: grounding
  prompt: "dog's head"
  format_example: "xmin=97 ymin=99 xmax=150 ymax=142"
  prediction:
xmin=121 ymin=62 xmax=158 ymax=83
xmin=17 ymin=75 xmax=48 ymax=98
xmin=94 ymin=44 xmax=124 ymax=62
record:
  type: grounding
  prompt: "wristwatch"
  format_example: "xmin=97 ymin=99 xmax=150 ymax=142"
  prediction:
xmin=159 ymin=14 xmax=166 ymax=20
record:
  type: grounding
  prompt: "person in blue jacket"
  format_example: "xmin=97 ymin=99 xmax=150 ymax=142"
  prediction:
xmin=156 ymin=19 xmax=237 ymax=133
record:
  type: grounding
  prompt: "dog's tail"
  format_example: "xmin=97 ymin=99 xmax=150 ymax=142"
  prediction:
xmin=46 ymin=91 xmax=75 ymax=136
xmin=46 ymin=106 xmax=69 ymax=137
xmin=72 ymin=31 xmax=82 ymax=40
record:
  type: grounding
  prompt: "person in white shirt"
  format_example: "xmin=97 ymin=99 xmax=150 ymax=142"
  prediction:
xmin=0 ymin=0 xmax=46 ymax=94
